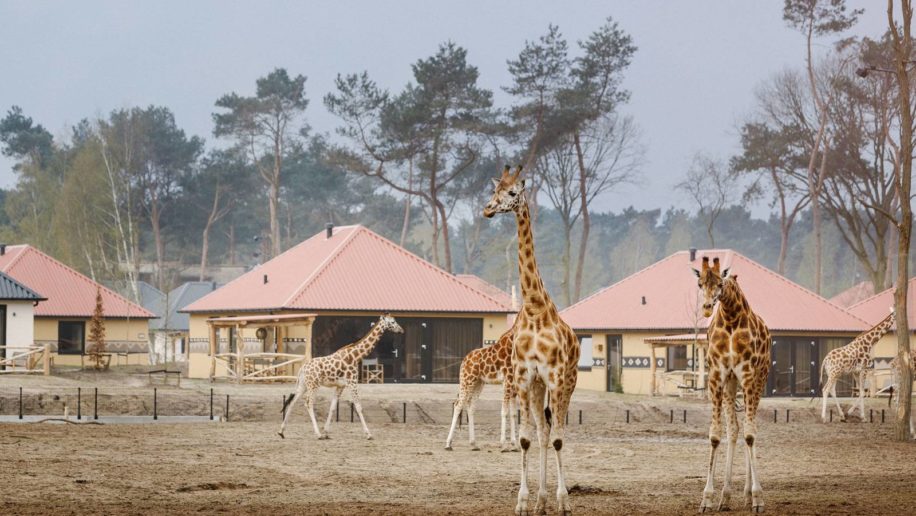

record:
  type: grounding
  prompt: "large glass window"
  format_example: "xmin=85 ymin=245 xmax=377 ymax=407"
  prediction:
xmin=58 ymin=321 xmax=85 ymax=355
xmin=431 ymin=318 xmax=482 ymax=383
xmin=577 ymin=335 xmax=593 ymax=369
xmin=667 ymin=345 xmax=688 ymax=371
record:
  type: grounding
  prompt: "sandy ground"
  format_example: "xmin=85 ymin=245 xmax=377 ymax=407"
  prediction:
xmin=1 ymin=370 xmax=915 ymax=515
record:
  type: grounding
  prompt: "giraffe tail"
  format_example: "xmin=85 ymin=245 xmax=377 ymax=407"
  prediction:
xmin=811 ymin=360 xmax=828 ymax=402
xmin=888 ymin=386 xmax=894 ymax=408
xmin=281 ymin=392 xmax=295 ymax=414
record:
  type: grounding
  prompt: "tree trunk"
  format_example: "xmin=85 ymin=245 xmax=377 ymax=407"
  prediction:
xmin=889 ymin=0 xmax=913 ymax=443
xmin=573 ymin=130 xmax=590 ymax=303
xmin=268 ymin=178 xmax=281 ymax=257
xmin=150 ymin=198 xmax=165 ymax=291
xmin=400 ymin=158 xmax=413 ymax=247
xmin=561 ymin=220 xmax=572 ymax=307
xmin=227 ymin=224 xmax=236 ymax=266
xmin=437 ymin=200 xmax=453 ymax=273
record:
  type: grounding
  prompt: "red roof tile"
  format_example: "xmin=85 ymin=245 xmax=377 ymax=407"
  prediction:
xmin=848 ymin=279 xmax=915 ymax=330
xmin=0 ymin=245 xmax=154 ymax=318
xmin=456 ymin=274 xmax=516 ymax=310
xmin=560 ymin=249 xmax=868 ymax=333
xmin=829 ymin=281 xmax=875 ymax=308
xmin=183 ymin=225 xmax=514 ymax=314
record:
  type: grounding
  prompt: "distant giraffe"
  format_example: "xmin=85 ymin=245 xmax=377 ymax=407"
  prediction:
xmin=485 ymin=165 xmax=579 ymax=516
xmin=693 ymin=256 xmax=770 ymax=513
xmin=278 ymin=314 xmax=403 ymax=440
xmin=445 ymin=329 xmax=518 ymax=451
xmin=820 ymin=308 xmax=895 ymax=422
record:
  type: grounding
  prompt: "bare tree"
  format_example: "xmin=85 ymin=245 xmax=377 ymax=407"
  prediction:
xmin=676 ymin=153 xmax=739 ymax=248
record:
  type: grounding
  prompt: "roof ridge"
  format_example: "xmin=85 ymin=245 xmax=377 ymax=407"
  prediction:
xmin=13 ymin=245 xmax=153 ymax=317
xmin=0 ymin=270 xmax=46 ymax=300
xmin=289 ymin=226 xmax=513 ymax=311
xmin=562 ymin=249 xmax=684 ymax=314
xmin=846 ymin=279 xmax=914 ymax=311
xmin=0 ymin=245 xmax=30 ymax=273
xmin=282 ymin=226 xmax=363 ymax=307
xmin=727 ymin=250 xmax=870 ymax=326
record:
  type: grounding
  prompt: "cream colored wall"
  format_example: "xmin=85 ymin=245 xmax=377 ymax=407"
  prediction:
xmin=575 ymin=333 xmax=607 ymax=391
xmin=4 ymin=301 xmax=34 ymax=352
xmin=872 ymin=333 xmax=916 ymax=358
xmin=187 ymin=310 xmax=512 ymax=379
xmin=34 ymin=317 xmax=150 ymax=365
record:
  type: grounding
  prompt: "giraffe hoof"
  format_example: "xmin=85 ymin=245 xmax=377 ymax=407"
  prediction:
xmin=277 ymin=432 xmax=285 ymax=439
xmin=471 ymin=445 xmax=480 ymax=451
xmin=317 ymin=435 xmax=329 ymax=440
xmin=445 ymin=445 xmax=453 ymax=451
xmin=366 ymin=435 xmax=373 ymax=441
xmin=752 ymin=504 xmax=764 ymax=513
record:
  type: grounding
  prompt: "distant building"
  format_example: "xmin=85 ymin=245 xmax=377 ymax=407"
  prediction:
xmin=0 ymin=270 xmax=45 ymax=364
xmin=138 ymin=281 xmax=218 ymax=363
xmin=830 ymin=281 xmax=875 ymax=308
xmin=561 ymin=249 xmax=871 ymax=397
xmin=0 ymin=245 xmax=154 ymax=366
xmin=182 ymin=225 xmax=514 ymax=382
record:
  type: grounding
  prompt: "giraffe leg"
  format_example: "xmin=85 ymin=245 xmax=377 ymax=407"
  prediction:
xmin=510 ymin=395 xmax=519 ymax=451
xmin=821 ymin=375 xmax=834 ymax=422
xmin=700 ymin=373 xmax=723 ymax=513
xmin=857 ymin=370 xmax=866 ymax=418
xmin=500 ymin=385 xmax=510 ymax=450
xmin=348 ymin=382 xmax=372 ymax=440
xmin=718 ymin=374 xmax=739 ymax=511
xmin=466 ymin=381 xmax=483 ymax=450
xmin=445 ymin=394 xmax=465 ymax=450
xmin=530 ymin=379 xmax=549 ymax=516
xmin=549 ymin=382 xmax=572 ymax=515
xmin=322 ymin=385 xmax=343 ymax=437
xmin=831 ymin=380 xmax=845 ymax=421
xmin=278 ymin=381 xmax=306 ymax=438
xmin=515 ymin=377 xmax=532 ymax=516
xmin=742 ymin=377 xmax=764 ymax=513
xmin=305 ymin=391 xmax=324 ymax=439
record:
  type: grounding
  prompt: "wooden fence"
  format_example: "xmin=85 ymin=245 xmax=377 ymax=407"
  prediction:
xmin=0 ymin=345 xmax=51 ymax=375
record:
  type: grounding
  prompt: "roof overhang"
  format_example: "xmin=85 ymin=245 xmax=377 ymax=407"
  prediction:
xmin=206 ymin=313 xmax=318 ymax=328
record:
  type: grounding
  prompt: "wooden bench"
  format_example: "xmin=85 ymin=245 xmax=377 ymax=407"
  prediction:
xmin=148 ymin=369 xmax=181 ymax=387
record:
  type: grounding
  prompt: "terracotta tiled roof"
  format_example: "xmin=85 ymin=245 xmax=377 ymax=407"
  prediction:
xmin=829 ymin=281 xmax=875 ymax=308
xmin=183 ymin=225 xmax=514 ymax=314
xmin=560 ymin=249 xmax=868 ymax=333
xmin=456 ymin=274 xmax=516 ymax=310
xmin=848 ymin=278 xmax=916 ymax=331
xmin=0 ymin=270 xmax=45 ymax=301
xmin=0 ymin=245 xmax=154 ymax=318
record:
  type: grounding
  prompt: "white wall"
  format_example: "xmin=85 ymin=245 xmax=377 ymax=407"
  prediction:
xmin=4 ymin=301 xmax=35 ymax=352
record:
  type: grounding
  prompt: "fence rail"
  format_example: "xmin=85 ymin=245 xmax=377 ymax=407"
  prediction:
xmin=0 ymin=345 xmax=50 ymax=375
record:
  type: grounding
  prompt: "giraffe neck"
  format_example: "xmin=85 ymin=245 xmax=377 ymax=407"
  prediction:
xmin=715 ymin=278 xmax=750 ymax=321
xmin=853 ymin=312 xmax=895 ymax=352
xmin=351 ymin=324 xmax=384 ymax=362
xmin=515 ymin=200 xmax=551 ymax=313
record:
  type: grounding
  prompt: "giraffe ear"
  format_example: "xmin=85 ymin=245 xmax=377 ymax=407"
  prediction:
xmin=491 ymin=178 xmax=500 ymax=188
xmin=519 ymin=179 xmax=526 ymax=188
xmin=692 ymin=268 xmax=701 ymax=278
xmin=722 ymin=268 xmax=730 ymax=279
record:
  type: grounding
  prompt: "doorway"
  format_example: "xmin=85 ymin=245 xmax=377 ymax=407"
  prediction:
xmin=606 ymin=334 xmax=622 ymax=392
xmin=767 ymin=338 xmax=818 ymax=396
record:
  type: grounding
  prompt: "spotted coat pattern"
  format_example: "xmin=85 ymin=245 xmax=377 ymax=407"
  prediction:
xmin=484 ymin=165 xmax=578 ymax=516
xmin=820 ymin=310 xmax=895 ymax=422
xmin=278 ymin=315 xmax=403 ymax=440
xmin=445 ymin=329 xmax=518 ymax=450
xmin=695 ymin=256 xmax=770 ymax=513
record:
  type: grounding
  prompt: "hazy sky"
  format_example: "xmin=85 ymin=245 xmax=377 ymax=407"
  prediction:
xmin=0 ymin=1 xmax=887 ymax=215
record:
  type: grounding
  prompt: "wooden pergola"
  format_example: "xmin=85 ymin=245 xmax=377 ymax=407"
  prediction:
xmin=645 ymin=333 xmax=708 ymax=398
xmin=207 ymin=313 xmax=316 ymax=383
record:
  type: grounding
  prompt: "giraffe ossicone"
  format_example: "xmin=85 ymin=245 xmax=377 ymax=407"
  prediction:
xmin=278 ymin=313 xmax=403 ymax=440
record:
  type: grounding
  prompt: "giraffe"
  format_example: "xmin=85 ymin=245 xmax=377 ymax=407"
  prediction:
xmin=693 ymin=256 xmax=770 ymax=513
xmin=445 ymin=328 xmax=519 ymax=451
xmin=484 ymin=165 xmax=579 ymax=516
xmin=277 ymin=314 xmax=403 ymax=440
xmin=819 ymin=308 xmax=895 ymax=423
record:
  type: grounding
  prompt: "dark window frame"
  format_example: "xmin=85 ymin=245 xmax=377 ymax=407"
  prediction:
xmin=58 ymin=320 xmax=86 ymax=355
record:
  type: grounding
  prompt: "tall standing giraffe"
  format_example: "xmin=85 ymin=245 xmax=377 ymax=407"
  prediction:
xmin=484 ymin=165 xmax=579 ymax=516
xmin=278 ymin=314 xmax=403 ymax=440
xmin=820 ymin=308 xmax=895 ymax=422
xmin=445 ymin=329 xmax=519 ymax=451
xmin=693 ymin=256 xmax=770 ymax=513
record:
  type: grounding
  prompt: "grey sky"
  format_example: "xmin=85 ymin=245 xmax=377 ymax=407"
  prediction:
xmin=0 ymin=1 xmax=887 ymax=215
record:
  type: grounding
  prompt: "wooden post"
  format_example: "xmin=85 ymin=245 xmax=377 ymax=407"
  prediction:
xmin=208 ymin=323 xmax=217 ymax=382
xmin=650 ymin=345 xmax=658 ymax=396
xmin=235 ymin=324 xmax=243 ymax=384
xmin=698 ymin=344 xmax=707 ymax=400
xmin=43 ymin=344 xmax=50 ymax=376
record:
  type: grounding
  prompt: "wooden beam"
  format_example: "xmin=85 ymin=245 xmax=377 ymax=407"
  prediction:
xmin=236 ymin=324 xmax=243 ymax=385
xmin=650 ymin=344 xmax=658 ymax=396
xmin=208 ymin=323 xmax=217 ymax=382
xmin=43 ymin=344 xmax=50 ymax=376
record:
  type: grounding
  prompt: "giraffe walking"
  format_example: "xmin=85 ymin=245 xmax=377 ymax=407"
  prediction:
xmin=820 ymin=308 xmax=895 ymax=422
xmin=693 ymin=256 xmax=770 ymax=513
xmin=485 ymin=165 xmax=579 ymax=516
xmin=278 ymin=314 xmax=403 ymax=440
xmin=445 ymin=328 xmax=518 ymax=451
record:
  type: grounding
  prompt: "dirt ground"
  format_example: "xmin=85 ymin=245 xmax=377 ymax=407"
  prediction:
xmin=1 ymin=371 xmax=915 ymax=515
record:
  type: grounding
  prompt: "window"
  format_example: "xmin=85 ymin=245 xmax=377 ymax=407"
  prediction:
xmin=58 ymin=321 xmax=85 ymax=355
xmin=667 ymin=345 xmax=688 ymax=371
xmin=577 ymin=335 xmax=593 ymax=369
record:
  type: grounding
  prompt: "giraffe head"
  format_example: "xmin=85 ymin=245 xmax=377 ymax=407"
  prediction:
xmin=692 ymin=256 xmax=730 ymax=318
xmin=483 ymin=165 xmax=525 ymax=218
xmin=376 ymin=313 xmax=404 ymax=334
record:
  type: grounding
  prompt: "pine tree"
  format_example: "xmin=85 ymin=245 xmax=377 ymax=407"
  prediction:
xmin=88 ymin=286 xmax=106 ymax=369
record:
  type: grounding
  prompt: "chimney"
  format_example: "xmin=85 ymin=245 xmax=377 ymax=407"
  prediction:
xmin=0 ymin=244 xmax=6 ymax=256
xmin=689 ymin=247 xmax=697 ymax=262
xmin=263 ymin=274 xmax=268 ymax=285
xmin=641 ymin=296 xmax=647 ymax=305
xmin=326 ymin=223 xmax=334 ymax=239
